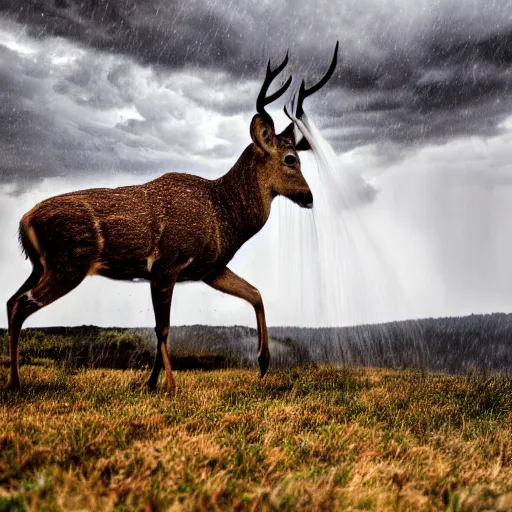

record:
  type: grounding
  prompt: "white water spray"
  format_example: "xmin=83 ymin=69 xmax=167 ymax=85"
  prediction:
xmin=277 ymin=113 xmax=429 ymax=366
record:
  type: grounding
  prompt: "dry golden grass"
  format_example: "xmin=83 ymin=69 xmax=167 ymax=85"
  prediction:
xmin=0 ymin=363 xmax=511 ymax=511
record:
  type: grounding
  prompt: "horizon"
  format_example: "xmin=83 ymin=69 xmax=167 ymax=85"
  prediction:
xmin=2 ymin=309 xmax=510 ymax=332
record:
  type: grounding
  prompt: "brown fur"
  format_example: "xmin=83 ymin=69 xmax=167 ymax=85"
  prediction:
xmin=6 ymin=114 xmax=313 ymax=392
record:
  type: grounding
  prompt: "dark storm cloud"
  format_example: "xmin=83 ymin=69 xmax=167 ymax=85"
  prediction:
xmin=0 ymin=28 xmax=252 ymax=189
xmin=0 ymin=0 xmax=263 ymax=74
xmin=0 ymin=0 xmax=512 ymax=186
xmin=311 ymin=24 xmax=512 ymax=154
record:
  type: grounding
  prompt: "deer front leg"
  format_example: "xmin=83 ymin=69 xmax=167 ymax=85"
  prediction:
xmin=147 ymin=280 xmax=176 ymax=394
xmin=203 ymin=267 xmax=270 ymax=377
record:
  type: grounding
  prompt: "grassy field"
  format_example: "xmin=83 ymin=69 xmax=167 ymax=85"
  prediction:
xmin=0 ymin=362 xmax=511 ymax=511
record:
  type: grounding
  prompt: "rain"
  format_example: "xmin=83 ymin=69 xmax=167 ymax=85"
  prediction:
xmin=1 ymin=3 xmax=512 ymax=509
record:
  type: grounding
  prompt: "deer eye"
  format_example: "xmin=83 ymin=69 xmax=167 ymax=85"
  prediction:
xmin=284 ymin=154 xmax=297 ymax=166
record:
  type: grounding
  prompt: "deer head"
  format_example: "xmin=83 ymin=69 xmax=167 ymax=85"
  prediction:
xmin=249 ymin=43 xmax=339 ymax=209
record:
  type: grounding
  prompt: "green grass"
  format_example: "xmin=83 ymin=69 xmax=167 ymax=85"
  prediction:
xmin=0 ymin=363 xmax=511 ymax=511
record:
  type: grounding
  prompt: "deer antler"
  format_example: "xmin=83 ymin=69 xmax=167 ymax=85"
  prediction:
xmin=287 ymin=41 xmax=339 ymax=120
xmin=256 ymin=52 xmax=292 ymax=125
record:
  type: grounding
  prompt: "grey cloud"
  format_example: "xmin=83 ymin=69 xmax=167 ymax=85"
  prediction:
xmin=0 ymin=30 xmax=254 ymax=188
xmin=0 ymin=0 xmax=262 ymax=74
xmin=1 ymin=0 xmax=512 ymax=187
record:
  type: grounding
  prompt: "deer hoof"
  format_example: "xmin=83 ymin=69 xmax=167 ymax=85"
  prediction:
xmin=164 ymin=376 xmax=177 ymax=396
xmin=258 ymin=353 xmax=270 ymax=378
xmin=6 ymin=379 xmax=21 ymax=391
xmin=165 ymin=385 xmax=177 ymax=397
xmin=141 ymin=380 xmax=157 ymax=393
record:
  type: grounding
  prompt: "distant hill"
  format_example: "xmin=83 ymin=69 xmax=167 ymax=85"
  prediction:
xmin=1 ymin=312 xmax=511 ymax=375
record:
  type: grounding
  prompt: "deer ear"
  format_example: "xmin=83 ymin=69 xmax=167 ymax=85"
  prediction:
xmin=295 ymin=136 xmax=312 ymax=151
xmin=277 ymin=122 xmax=296 ymax=142
xmin=250 ymin=114 xmax=276 ymax=153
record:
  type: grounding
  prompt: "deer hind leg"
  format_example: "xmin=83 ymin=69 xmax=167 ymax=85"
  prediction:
xmin=203 ymin=267 xmax=270 ymax=377
xmin=7 ymin=266 xmax=89 ymax=390
xmin=7 ymin=262 xmax=44 ymax=335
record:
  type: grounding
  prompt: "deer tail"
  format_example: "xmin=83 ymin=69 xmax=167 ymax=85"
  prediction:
xmin=18 ymin=218 xmax=41 ymax=265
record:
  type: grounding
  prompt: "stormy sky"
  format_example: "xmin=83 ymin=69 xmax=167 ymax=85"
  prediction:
xmin=0 ymin=0 xmax=512 ymax=328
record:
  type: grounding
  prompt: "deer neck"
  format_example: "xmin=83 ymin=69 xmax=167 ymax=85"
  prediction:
xmin=215 ymin=145 xmax=274 ymax=243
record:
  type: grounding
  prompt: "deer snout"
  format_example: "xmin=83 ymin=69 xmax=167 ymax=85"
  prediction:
xmin=295 ymin=189 xmax=314 ymax=209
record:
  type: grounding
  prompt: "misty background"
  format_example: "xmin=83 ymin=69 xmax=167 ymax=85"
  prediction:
xmin=1 ymin=0 xmax=512 ymax=329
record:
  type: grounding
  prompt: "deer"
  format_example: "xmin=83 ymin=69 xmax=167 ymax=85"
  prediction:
xmin=6 ymin=43 xmax=338 ymax=393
